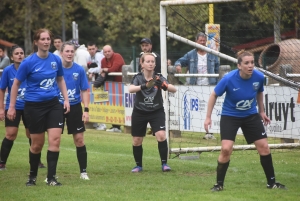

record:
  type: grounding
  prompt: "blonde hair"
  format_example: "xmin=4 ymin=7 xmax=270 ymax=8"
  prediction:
xmin=140 ymin=52 xmax=156 ymax=63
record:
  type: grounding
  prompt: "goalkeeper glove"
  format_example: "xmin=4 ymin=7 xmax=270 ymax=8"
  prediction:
xmin=154 ymin=76 xmax=168 ymax=91
xmin=140 ymin=78 xmax=155 ymax=90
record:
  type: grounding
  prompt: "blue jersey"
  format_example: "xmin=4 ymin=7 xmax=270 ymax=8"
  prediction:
xmin=15 ymin=53 xmax=63 ymax=102
xmin=0 ymin=64 xmax=27 ymax=110
xmin=59 ymin=62 xmax=89 ymax=105
xmin=214 ymin=69 xmax=264 ymax=117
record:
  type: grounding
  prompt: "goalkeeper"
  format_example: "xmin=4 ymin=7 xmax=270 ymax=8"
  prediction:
xmin=128 ymin=53 xmax=176 ymax=173
xmin=204 ymin=50 xmax=286 ymax=191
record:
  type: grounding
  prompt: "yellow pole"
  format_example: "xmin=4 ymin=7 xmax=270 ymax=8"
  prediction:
xmin=209 ymin=4 xmax=214 ymax=24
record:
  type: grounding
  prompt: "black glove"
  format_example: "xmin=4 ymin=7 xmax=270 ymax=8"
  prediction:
xmin=154 ymin=77 xmax=168 ymax=91
xmin=140 ymin=78 xmax=155 ymax=90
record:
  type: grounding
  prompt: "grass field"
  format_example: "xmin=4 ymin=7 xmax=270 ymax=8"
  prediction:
xmin=0 ymin=122 xmax=299 ymax=201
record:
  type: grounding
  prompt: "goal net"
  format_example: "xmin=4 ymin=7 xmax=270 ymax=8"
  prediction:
xmin=160 ymin=0 xmax=300 ymax=157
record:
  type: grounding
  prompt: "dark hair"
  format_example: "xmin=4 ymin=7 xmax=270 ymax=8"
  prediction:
xmin=236 ymin=50 xmax=254 ymax=64
xmin=53 ymin=35 xmax=62 ymax=41
xmin=195 ymin=32 xmax=207 ymax=41
xmin=0 ymin=45 xmax=6 ymax=51
xmin=10 ymin=45 xmax=24 ymax=55
xmin=32 ymin=28 xmax=53 ymax=52
xmin=60 ymin=41 xmax=75 ymax=52
xmin=87 ymin=42 xmax=97 ymax=47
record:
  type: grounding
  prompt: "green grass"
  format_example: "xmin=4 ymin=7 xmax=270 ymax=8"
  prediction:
xmin=0 ymin=122 xmax=299 ymax=201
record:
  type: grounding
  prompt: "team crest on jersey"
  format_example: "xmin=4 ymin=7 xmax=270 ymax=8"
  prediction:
xmin=51 ymin=62 xmax=57 ymax=69
xmin=253 ymin=82 xmax=259 ymax=90
xmin=73 ymin=73 xmax=79 ymax=80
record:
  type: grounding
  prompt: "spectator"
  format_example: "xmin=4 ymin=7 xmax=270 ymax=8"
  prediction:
xmin=175 ymin=32 xmax=219 ymax=85
xmin=70 ymin=39 xmax=90 ymax=72
xmin=85 ymin=42 xmax=106 ymax=130
xmin=87 ymin=42 xmax=104 ymax=78
xmin=53 ymin=35 xmax=62 ymax=57
xmin=95 ymin=45 xmax=125 ymax=132
xmin=139 ymin=38 xmax=161 ymax=73
xmin=0 ymin=45 xmax=10 ymax=69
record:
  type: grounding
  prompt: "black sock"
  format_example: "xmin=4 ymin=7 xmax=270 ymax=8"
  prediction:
xmin=158 ymin=140 xmax=168 ymax=165
xmin=29 ymin=150 xmax=41 ymax=177
xmin=216 ymin=160 xmax=230 ymax=186
xmin=0 ymin=138 xmax=14 ymax=164
xmin=260 ymin=154 xmax=275 ymax=185
xmin=47 ymin=150 xmax=59 ymax=180
xmin=76 ymin=145 xmax=87 ymax=173
xmin=133 ymin=145 xmax=143 ymax=167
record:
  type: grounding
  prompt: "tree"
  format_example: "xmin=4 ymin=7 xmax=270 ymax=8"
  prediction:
xmin=0 ymin=0 xmax=78 ymax=54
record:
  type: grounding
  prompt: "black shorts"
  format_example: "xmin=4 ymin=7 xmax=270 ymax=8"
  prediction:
xmin=62 ymin=103 xmax=85 ymax=134
xmin=131 ymin=108 xmax=165 ymax=137
xmin=220 ymin=113 xmax=267 ymax=144
xmin=5 ymin=109 xmax=28 ymax=128
xmin=24 ymin=97 xmax=64 ymax=134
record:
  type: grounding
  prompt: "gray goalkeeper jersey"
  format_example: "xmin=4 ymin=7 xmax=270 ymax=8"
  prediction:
xmin=131 ymin=72 xmax=168 ymax=112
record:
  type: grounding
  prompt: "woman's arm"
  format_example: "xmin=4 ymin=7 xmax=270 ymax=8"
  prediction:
xmin=204 ymin=91 xmax=218 ymax=133
xmin=56 ymin=76 xmax=70 ymax=113
xmin=7 ymin=79 xmax=21 ymax=120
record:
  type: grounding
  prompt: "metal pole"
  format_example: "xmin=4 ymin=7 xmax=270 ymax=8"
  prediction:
xmin=61 ymin=0 xmax=66 ymax=42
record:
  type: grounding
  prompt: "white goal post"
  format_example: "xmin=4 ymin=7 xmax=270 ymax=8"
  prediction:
xmin=159 ymin=0 xmax=300 ymax=155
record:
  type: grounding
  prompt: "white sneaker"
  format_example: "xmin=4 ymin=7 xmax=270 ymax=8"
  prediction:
xmin=93 ymin=123 xmax=99 ymax=128
xmin=80 ymin=172 xmax=90 ymax=180
xmin=96 ymin=124 xmax=106 ymax=131
xmin=106 ymin=127 xmax=121 ymax=133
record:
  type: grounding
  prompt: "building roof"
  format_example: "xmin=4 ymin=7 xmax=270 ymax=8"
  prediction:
xmin=232 ymin=30 xmax=296 ymax=53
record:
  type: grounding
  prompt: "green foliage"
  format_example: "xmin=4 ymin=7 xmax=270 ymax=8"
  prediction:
xmin=0 ymin=122 xmax=299 ymax=201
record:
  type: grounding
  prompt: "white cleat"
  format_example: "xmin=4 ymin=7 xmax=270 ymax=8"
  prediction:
xmin=80 ymin=172 xmax=90 ymax=180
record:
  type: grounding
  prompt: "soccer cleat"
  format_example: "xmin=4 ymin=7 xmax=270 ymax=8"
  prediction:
xmin=211 ymin=184 xmax=223 ymax=192
xmin=267 ymin=182 xmax=286 ymax=189
xmin=47 ymin=178 xmax=62 ymax=186
xmin=131 ymin=166 xmax=143 ymax=173
xmin=162 ymin=164 xmax=171 ymax=172
xmin=44 ymin=175 xmax=58 ymax=183
xmin=38 ymin=162 xmax=46 ymax=168
xmin=106 ymin=127 xmax=121 ymax=133
xmin=93 ymin=123 xmax=99 ymax=128
xmin=80 ymin=172 xmax=90 ymax=180
xmin=0 ymin=164 xmax=6 ymax=170
xmin=26 ymin=176 xmax=37 ymax=186
xmin=96 ymin=124 xmax=106 ymax=131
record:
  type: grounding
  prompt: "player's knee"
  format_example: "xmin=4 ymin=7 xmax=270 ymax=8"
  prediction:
xmin=5 ymin=133 xmax=17 ymax=141
xmin=220 ymin=147 xmax=233 ymax=157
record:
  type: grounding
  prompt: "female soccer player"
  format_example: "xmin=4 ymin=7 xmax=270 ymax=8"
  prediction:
xmin=0 ymin=45 xmax=45 ymax=170
xmin=59 ymin=42 xmax=90 ymax=180
xmin=204 ymin=50 xmax=286 ymax=191
xmin=7 ymin=29 xmax=70 ymax=186
xmin=129 ymin=53 xmax=176 ymax=172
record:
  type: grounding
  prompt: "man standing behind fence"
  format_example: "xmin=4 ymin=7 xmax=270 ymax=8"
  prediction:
xmin=96 ymin=45 xmax=125 ymax=132
xmin=139 ymin=38 xmax=161 ymax=74
xmin=174 ymin=32 xmax=219 ymax=85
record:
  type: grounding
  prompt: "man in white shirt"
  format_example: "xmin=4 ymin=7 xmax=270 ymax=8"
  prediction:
xmin=53 ymin=36 xmax=62 ymax=57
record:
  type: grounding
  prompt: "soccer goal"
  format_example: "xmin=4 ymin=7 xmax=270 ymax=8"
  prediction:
xmin=160 ymin=0 xmax=300 ymax=157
